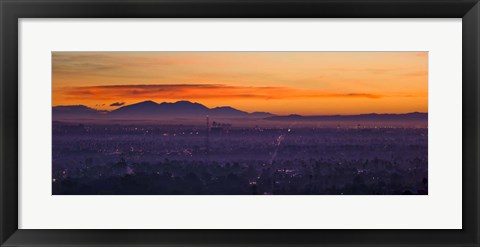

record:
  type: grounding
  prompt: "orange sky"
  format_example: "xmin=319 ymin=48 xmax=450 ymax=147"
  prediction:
xmin=52 ymin=52 xmax=427 ymax=115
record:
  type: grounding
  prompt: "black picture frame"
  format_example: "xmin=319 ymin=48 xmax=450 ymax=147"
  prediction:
xmin=1 ymin=0 xmax=479 ymax=246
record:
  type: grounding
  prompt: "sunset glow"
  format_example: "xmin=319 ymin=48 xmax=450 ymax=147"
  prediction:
xmin=52 ymin=52 xmax=428 ymax=115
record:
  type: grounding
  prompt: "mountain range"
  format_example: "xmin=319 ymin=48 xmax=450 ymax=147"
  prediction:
xmin=52 ymin=100 xmax=427 ymax=121
xmin=53 ymin=100 xmax=273 ymax=119
xmin=265 ymin=112 xmax=427 ymax=122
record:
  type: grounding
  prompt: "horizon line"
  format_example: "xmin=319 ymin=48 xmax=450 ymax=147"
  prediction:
xmin=52 ymin=100 xmax=428 ymax=117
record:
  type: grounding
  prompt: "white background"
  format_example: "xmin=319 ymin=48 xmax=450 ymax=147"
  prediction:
xmin=19 ymin=19 xmax=462 ymax=229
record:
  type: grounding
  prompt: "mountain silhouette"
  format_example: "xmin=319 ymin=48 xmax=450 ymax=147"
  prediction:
xmin=210 ymin=106 xmax=248 ymax=117
xmin=110 ymin=100 xmax=210 ymax=117
xmin=265 ymin=112 xmax=427 ymax=121
xmin=52 ymin=105 xmax=106 ymax=118
xmin=250 ymin=112 xmax=274 ymax=118
xmin=52 ymin=101 xmax=426 ymax=122
xmin=53 ymin=101 xmax=271 ymax=120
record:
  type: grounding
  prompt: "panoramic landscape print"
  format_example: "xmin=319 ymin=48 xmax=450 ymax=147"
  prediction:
xmin=52 ymin=52 xmax=428 ymax=195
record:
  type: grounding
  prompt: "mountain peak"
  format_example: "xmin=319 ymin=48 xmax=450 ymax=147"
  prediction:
xmin=138 ymin=100 xmax=158 ymax=105
xmin=175 ymin=100 xmax=194 ymax=104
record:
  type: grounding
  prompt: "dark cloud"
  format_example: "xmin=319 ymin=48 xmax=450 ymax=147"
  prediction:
xmin=59 ymin=84 xmax=385 ymax=101
xmin=110 ymin=102 xmax=125 ymax=107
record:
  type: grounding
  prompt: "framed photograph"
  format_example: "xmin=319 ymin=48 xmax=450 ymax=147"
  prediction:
xmin=1 ymin=0 xmax=479 ymax=246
